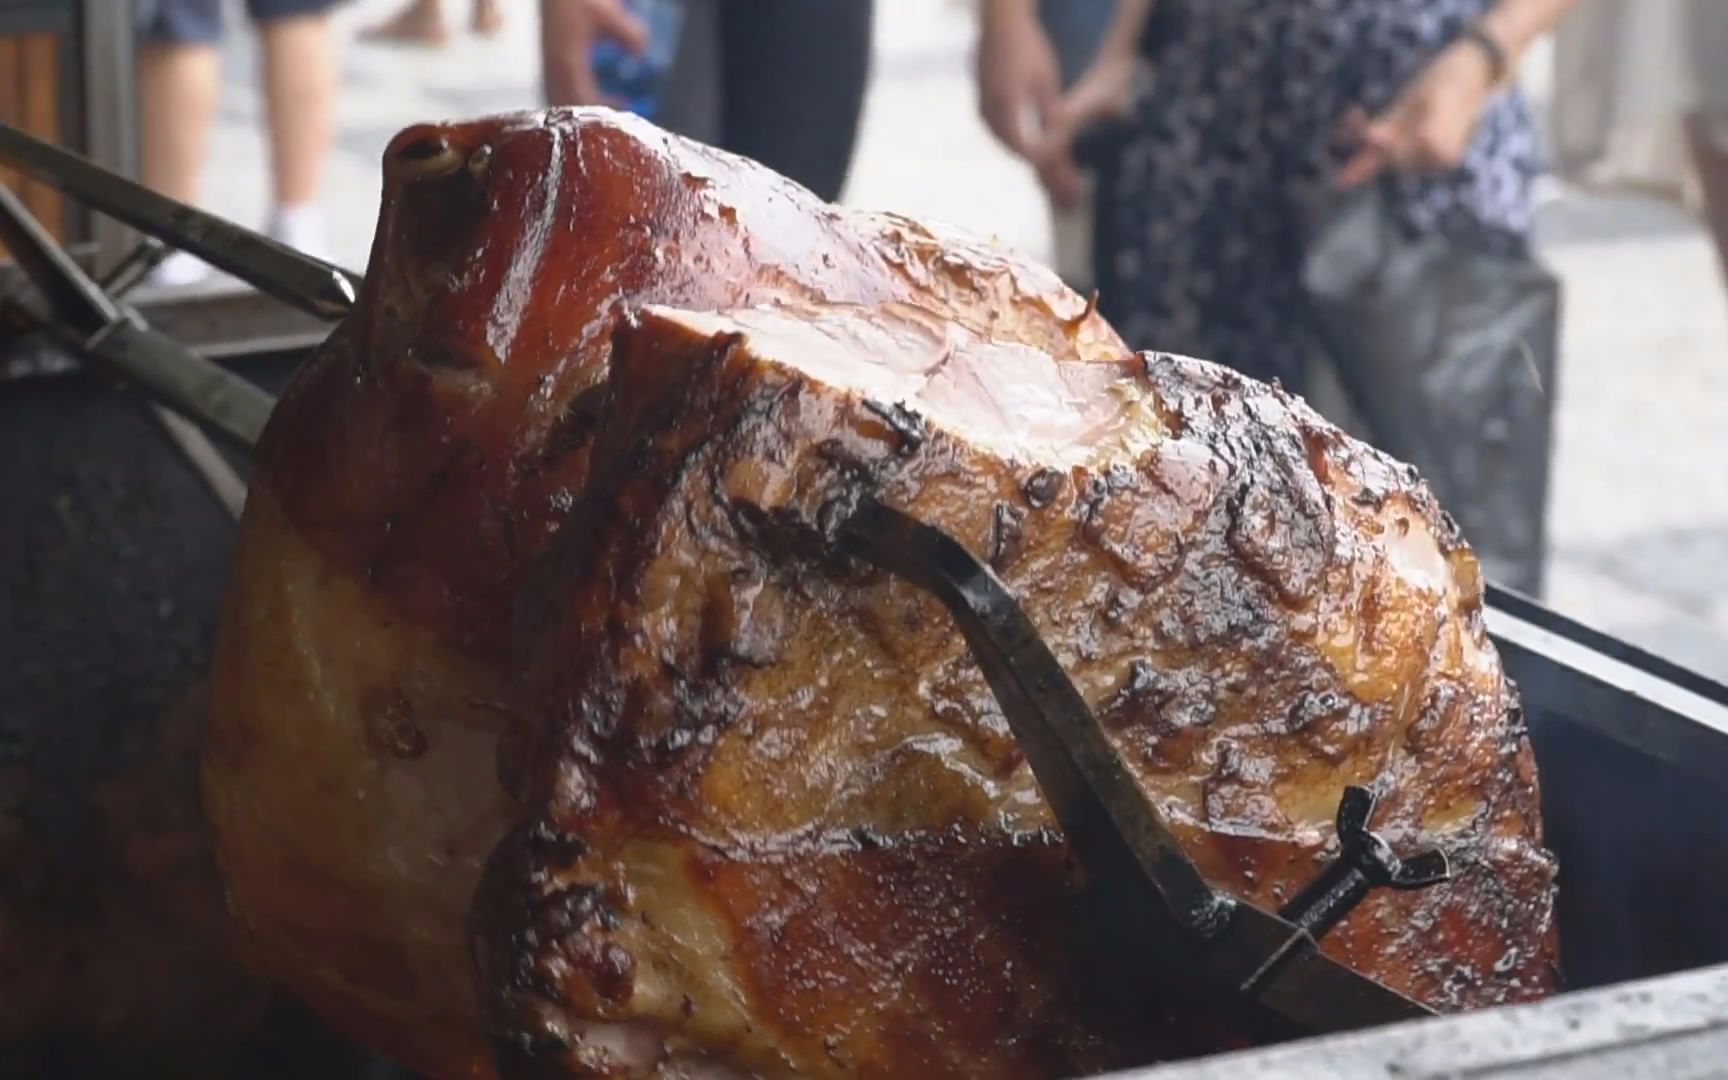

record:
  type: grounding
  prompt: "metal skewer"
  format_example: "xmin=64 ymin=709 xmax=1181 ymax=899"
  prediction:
xmin=0 ymin=123 xmax=366 ymax=506
xmin=0 ymin=122 xmax=361 ymax=321
xmin=0 ymin=180 xmax=274 ymax=451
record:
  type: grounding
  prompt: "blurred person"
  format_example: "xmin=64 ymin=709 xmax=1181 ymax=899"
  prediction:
xmin=978 ymin=0 xmax=1115 ymax=292
xmin=363 ymin=0 xmax=505 ymax=46
xmin=986 ymin=0 xmax=1580 ymax=392
xmin=137 ymin=0 xmax=344 ymax=286
xmin=541 ymin=0 xmax=874 ymax=202
xmin=1553 ymin=1 xmax=1728 ymax=292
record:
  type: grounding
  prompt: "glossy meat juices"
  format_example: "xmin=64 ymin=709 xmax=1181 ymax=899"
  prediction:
xmin=207 ymin=109 xmax=1556 ymax=1079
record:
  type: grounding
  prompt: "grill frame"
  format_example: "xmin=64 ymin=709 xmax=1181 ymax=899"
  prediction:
xmin=1122 ymin=961 xmax=1728 ymax=1078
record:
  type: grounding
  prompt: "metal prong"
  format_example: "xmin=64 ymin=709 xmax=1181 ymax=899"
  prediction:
xmin=0 ymin=179 xmax=123 ymax=327
xmin=0 ymin=179 xmax=273 ymax=448
xmin=100 ymin=236 xmax=173 ymax=299
xmin=1391 ymin=849 xmax=1453 ymax=891
xmin=1336 ymin=785 xmax=1377 ymax=835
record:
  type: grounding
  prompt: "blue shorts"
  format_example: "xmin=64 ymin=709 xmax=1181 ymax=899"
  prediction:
xmin=1038 ymin=0 xmax=1115 ymax=87
xmin=137 ymin=0 xmax=345 ymax=45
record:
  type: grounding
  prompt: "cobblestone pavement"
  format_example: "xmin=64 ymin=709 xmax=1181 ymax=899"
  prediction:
xmin=199 ymin=0 xmax=1727 ymax=681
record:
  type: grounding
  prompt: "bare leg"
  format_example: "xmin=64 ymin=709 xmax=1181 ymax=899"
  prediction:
xmin=1687 ymin=111 xmax=1728 ymax=290
xmin=138 ymin=42 xmax=220 ymax=204
xmin=139 ymin=41 xmax=221 ymax=284
xmin=258 ymin=13 xmax=337 ymax=208
xmin=362 ymin=0 xmax=451 ymax=46
xmin=541 ymin=0 xmax=590 ymax=106
xmin=474 ymin=0 xmax=505 ymax=36
xmin=258 ymin=13 xmax=338 ymax=257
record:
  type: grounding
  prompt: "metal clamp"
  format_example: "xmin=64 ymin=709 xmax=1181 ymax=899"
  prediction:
xmin=1279 ymin=786 xmax=1451 ymax=941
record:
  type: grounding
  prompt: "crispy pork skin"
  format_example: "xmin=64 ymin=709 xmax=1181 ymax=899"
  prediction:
xmin=207 ymin=108 xmax=1121 ymax=1076
xmin=476 ymin=303 xmax=1559 ymax=1077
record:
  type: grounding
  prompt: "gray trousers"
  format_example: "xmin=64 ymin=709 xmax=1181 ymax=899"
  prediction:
xmin=657 ymin=0 xmax=874 ymax=202
xmin=1041 ymin=0 xmax=1117 ymax=290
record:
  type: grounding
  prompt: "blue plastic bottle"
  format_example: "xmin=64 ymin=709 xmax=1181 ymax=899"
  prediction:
xmin=591 ymin=0 xmax=686 ymax=121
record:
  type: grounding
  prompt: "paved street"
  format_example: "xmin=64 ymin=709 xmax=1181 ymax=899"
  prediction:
xmin=201 ymin=0 xmax=1727 ymax=681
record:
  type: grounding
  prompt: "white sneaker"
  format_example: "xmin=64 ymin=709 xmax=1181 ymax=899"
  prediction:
xmin=146 ymin=249 xmax=213 ymax=288
xmin=267 ymin=203 xmax=330 ymax=262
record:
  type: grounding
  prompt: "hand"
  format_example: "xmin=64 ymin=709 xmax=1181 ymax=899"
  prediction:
xmin=976 ymin=4 xmax=1063 ymax=157
xmin=1030 ymin=51 xmax=1137 ymax=210
xmin=1335 ymin=38 xmax=1502 ymax=189
xmin=541 ymin=0 xmax=651 ymax=107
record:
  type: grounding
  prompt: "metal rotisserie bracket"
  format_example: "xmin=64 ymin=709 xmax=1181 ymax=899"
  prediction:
xmin=3 ymin=122 xmax=1728 ymax=1077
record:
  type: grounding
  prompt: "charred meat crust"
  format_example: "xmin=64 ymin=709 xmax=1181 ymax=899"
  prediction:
xmin=474 ymin=308 xmax=1557 ymax=1076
